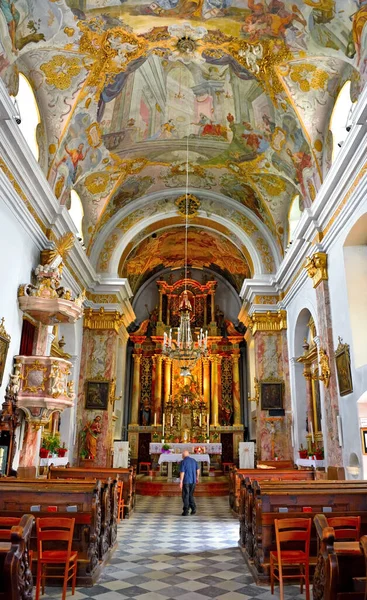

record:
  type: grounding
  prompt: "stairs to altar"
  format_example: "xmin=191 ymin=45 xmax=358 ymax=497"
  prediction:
xmin=136 ymin=470 xmax=229 ymax=497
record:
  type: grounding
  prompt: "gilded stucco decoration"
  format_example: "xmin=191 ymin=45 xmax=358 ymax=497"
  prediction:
xmin=0 ymin=0 xmax=365 ymax=291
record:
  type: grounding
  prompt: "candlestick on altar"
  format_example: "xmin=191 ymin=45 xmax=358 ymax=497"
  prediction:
xmin=207 ymin=416 xmax=209 ymax=438
xmin=154 ymin=412 xmax=157 ymax=426
xmin=170 ymin=414 xmax=173 ymax=427
xmin=199 ymin=414 xmax=202 ymax=427
xmin=162 ymin=414 xmax=165 ymax=437
xmin=310 ymin=421 xmax=314 ymax=444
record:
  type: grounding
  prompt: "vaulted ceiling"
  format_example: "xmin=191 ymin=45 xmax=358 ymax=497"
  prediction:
xmin=0 ymin=0 xmax=365 ymax=292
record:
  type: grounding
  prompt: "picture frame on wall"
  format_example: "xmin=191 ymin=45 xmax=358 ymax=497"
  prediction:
xmin=335 ymin=337 xmax=353 ymax=396
xmin=361 ymin=428 xmax=367 ymax=455
xmin=260 ymin=380 xmax=284 ymax=411
xmin=85 ymin=380 xmax=110 ymax=410
xmin=0 ymin=318 xmax=10 ymax=387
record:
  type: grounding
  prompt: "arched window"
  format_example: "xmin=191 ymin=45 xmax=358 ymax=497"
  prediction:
xmin=69 ymin=190 xmax=84 ymax=244
xmin=288 ymin=194 xmax=302 ymax=244
xmin=330 ymin=80 xmax=355 ymax=163
xmin=13 ymin=73 xmax=40 ymax=161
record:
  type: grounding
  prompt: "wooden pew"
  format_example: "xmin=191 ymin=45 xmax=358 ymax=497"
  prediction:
xmin=0 ymin=480 xmax=104 ymax=586
xmin=0 ymin=514 xmax=34 ymax=600
xmin=48 ymin=466 xmax=136 ymax=518
xmin=313 ymin=514 xmax=366 ymax=600
xmin=242 ymin=480 xmax=367 ymax=583
xmin=230 ymin=466 xmax=314 ymax=513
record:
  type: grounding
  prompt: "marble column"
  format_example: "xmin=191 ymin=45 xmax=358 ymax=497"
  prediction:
xmin=163 ymin=357 xmax=171 ymax=415
xmin=210 ymin=356 xmax=221 ymax=426
xmin=304 ymin=369 xmax=314 ymax=450
xmin=154 ymin=354 xmax=163 ymax=422
xmin=202 ymin=358 xmax=210 ymax=407
xmin=232 ymin=354 xmax=241 ymax=425
xmin=304 ymin=252 xmax=342 ymax=465
xmin=315 ymin=279 xmax=343 ymax=465
xmin=131 ymin=354 xmax=141 ymax=425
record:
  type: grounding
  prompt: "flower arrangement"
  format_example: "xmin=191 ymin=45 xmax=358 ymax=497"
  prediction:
xmin=161 ymin=443 xmax=171 ymax=453
xmin=40 ymin=434 xmax=61 ymax=458
xmin=298 ymin=444 xmax=308 ymax=459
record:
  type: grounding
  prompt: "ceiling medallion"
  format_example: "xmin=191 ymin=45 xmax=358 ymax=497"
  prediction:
xmin=175 ymin=193 xmax=200 ymax=218
xmin=176 ymin=36 xmax=197 ymax=55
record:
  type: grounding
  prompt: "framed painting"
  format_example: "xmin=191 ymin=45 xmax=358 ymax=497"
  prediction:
xmin=361 ymin=428 xmax=367 ymax=455
xmin=260 ymin=381 xmax=284 ymax=411
xmin=0 ymin=318 xmax=10 ymax=387
xmin=85 ymin=380 xmax=110 ymax=410
xmin=335 ymin=337 xmax=353 ymax=396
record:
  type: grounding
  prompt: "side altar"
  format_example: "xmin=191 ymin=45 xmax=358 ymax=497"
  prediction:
xmin=128 ymin=275 xmax=245 ymax=468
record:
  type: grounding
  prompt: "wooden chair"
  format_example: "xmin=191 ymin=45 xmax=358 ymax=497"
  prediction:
xmin=222 ymin=462 xmax=234 ymax=473
xmin=139 ymin=462 xmax=151 ymax=474
xmin=327 ymin=516 xmax=361 ymax=541
xmin=117 ymin=480 xmax=124 ymax=522
xmin=35 ymin=517 xmax=78 ymax=600
xmin=270 ymin=517 xmax=311 ymax=600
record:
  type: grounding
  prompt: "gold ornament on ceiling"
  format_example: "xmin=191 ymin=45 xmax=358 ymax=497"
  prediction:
xmin=175 ymin=194 xmax=201 ymax=218
xmin=40 ymin=55 xmax=83 ymax=91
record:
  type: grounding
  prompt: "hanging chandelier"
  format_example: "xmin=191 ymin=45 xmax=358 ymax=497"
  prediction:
xmin=162 ymin=132 xmax=208 ymax=377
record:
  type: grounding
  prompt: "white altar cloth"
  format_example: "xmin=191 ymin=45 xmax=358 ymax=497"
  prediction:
xmin=158 ymin=453 xmax=210 ymax=465
xmin=113 ymin=441 xmax=129 ymax=468
xmin=296 ymin=458 xmax=325 ymax=468
xmin=39 ymin=457 xmax=68 ymax=467
xmin=150 ymin=443 xmax=221 ymax=454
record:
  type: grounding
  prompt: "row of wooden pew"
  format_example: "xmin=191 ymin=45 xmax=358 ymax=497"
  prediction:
xmin=237 ymin=475 xmax=367 ymax=599
xmin=0 ymin=466 xmax=136 ymax=600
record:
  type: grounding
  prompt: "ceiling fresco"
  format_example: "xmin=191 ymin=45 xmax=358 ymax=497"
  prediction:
xmin=0 ymin=0 xmax=366 ymax=291
xmin=119 ymin=227 xmax=251 ymax=292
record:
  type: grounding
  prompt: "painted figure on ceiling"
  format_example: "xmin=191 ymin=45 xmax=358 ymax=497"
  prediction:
xmin=350 ymin=0 xmax=367 ymax=65
xmin=149 ymin=0 xmax=230 ymax=19
xmin=57 ymin=143 xmax=89 ymax=185
xmin=242 ymin=0 xmax=307 ymax=50
xmin=0 ymin=0 xmax=19 ymax=54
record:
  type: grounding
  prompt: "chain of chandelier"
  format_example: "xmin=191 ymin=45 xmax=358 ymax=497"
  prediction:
xmin=162 ymin=132 xmax=208 ymax=376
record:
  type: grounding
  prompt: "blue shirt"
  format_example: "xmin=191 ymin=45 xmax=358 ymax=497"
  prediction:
xmin=180 ymin=456 xmax=199 ymax=484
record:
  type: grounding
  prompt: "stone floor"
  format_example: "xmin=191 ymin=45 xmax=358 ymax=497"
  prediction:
xmin=40 ymin=496 xmax=308 ymax=599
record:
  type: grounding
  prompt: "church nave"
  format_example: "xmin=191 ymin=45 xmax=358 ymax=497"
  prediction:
xmin=40 ymin=496 xmax=304 ymax=600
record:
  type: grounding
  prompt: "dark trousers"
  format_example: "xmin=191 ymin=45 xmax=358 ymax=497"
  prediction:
xmin=182 ymin=483 xmax=196 ymax=514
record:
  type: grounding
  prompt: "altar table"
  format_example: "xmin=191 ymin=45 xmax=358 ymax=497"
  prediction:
xmin=158 ymin=453 xmax=210 ymax=479
xmin=150 ymin=443 xmax=221 ymax=454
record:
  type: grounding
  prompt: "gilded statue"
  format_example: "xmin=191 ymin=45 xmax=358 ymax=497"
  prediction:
xmin=319 ymin=348 xmax=330 ymax=388
xmin=80 ymin=415 xmax=102 ymax=460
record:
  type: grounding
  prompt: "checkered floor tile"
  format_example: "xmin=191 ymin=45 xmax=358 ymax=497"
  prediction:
xmin=39 ymin=496 xmax=309 ymax=599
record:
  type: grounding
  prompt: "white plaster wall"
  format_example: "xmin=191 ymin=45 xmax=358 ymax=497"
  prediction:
xmin=326 ymin=207 xmax=367 ymax=476
xmin=0 ymin=200 xmax=39 ymax=398
xmin=343 ymin=246 xmax=367 ymax=368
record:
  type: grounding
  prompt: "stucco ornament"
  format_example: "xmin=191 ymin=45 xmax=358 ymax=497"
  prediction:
xmin=168 ymin=23 xmax=207 ymax=64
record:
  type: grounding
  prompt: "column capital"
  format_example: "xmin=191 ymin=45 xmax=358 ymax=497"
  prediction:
xmin=210 ymin=354 xmax=222 ymax=364
xmin=132 ymin=353 xmax=142 ymax=363
xmin=247 ymin=310 xmax=287 ymax=335
xmin=162 ymin=356 xmax=172 ymax=365
xmin=154 ymin=354 xmax=163 ymax=364
xmin=304 ymin=252 xmax=328 ymax=288
xmin=84 ymin=307 xmax=125 ymax=333
xmin=231 ymin=353 xmax=240 ymax=364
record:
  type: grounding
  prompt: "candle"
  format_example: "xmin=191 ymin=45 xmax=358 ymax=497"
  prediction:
xmin=170 ymin=414 xmax=173 ymax=427
xmin=207 ymin=416 xmax=209 ymax=437
xmin=154 ymin=412 xmax=157 ymax=427
xmin=310 ymin=421 xmax=314 ymax=444
xmin=199 ymin=414 xmax=202 ymax=427
xmin=162 ymin=414 xmax=165 ymax=437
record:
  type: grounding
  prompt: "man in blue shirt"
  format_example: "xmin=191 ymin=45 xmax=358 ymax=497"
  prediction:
xmin=179 ymin=450 xmax=200 ymax=516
